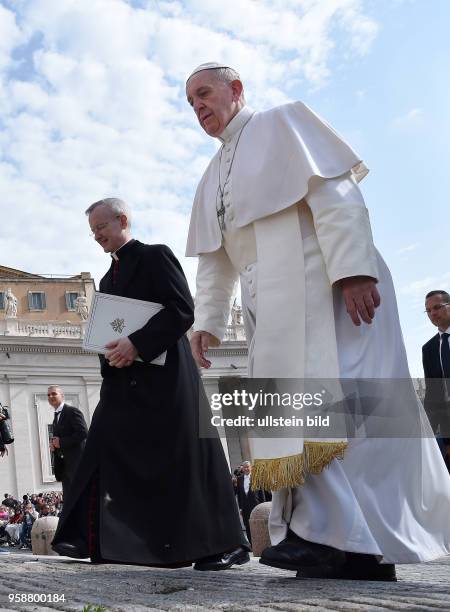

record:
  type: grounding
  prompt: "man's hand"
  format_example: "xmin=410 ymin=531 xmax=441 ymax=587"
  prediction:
xmin=190 ymin=331 xmax=219 ymax=368
xmin=105 ymin=337 xmax=138 ymax=368
xmin=51 ymin=436 xmax=60 ymax=449
xmin=341 ymin=276 xmax=381 ymax=326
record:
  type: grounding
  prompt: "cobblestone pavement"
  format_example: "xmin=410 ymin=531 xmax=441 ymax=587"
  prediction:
xmin=0 ymin=548 xmax=449 ymax=612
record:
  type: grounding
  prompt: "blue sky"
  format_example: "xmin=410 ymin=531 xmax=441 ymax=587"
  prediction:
xmin=0 ymin=0 xmax=448 ymax=374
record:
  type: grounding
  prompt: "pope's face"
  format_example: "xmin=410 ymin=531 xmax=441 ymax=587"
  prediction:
xmin=186 ymin=71 xmax=241 ymax=137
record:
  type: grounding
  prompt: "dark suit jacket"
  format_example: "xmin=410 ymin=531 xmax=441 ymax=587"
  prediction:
xmin=236 ymin=474 xmax=266 ymax=521
xmin=53 ymin=404 xmax=88 ymax=482
xmin=422 ymin=333 xmax=450 ymax=436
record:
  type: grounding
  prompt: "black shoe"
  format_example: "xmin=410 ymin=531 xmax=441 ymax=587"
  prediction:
xmin=296 ymin=553 xmax=397 ymax=582
xmin=260 ymin=530 xmax=346 ymax=572
xmin=193 ymin=546 xmax=250 ymax=571
xmin=52 ymin=541 xmax=89 ymax=559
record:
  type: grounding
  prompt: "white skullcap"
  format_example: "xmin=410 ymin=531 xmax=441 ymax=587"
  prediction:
xmin=186 ymin=62 xmax=234 ymax=83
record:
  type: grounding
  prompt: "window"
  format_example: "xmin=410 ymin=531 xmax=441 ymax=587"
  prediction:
xmin=65 ymin=291 xmax=80 ymax=311
xmin=0 ymin=292 xmax=4 ymax=310
xmin=28 ymin=291 xmax=46 ymax=311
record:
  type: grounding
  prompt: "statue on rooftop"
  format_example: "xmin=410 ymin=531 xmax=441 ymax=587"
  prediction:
xmin=75 ymin=293 xmax=89 ymax=321
xmin=230 ymin=299 xmax=243 ymax=326
xmin=4 ymin=288 xmax=18 ymax=318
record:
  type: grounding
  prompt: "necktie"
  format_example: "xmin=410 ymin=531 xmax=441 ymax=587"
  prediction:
xmin=441 ymin=333 xmax=450 ymax=397
xmin=52 ymin=411 xmax=59 ymax=435
xmin=112 ymin=258 xmax=120 ymax=286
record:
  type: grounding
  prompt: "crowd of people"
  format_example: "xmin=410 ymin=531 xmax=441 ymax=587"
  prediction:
xmin=0 ymin=492 xmax=63 ymax=549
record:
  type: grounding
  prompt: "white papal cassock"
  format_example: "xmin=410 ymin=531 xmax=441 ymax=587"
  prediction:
xmin=186 ymin=103 xmax=450 ymax=563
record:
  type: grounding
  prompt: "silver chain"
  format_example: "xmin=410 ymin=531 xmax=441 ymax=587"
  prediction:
xmin=216 ymin=111 xmax=255 ymax=234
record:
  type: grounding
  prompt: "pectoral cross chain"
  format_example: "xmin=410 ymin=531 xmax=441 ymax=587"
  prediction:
xmin=215 ymin=111 xmax=255 ymax=236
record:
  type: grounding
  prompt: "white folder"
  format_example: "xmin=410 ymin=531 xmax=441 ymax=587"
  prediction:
xmin=83 ymin=292 xmax=166 ymax=366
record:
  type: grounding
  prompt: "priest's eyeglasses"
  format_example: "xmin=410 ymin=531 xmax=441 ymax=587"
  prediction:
xmin=424 ymin=303 xmax=450 ymax=314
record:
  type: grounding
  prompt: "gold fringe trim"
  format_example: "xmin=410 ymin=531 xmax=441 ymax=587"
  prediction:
xmin=251 ymin=441 xmax=348 ymax=492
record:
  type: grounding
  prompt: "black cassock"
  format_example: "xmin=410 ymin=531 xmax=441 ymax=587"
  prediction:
xmin=52 ymin=239 xmax=247 ymax=564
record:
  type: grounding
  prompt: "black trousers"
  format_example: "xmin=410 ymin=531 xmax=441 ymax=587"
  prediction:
xmin=61 ymin=475 xmax=73 ymax=501
xmin=242 ymin=513 xmax=252 ymax=545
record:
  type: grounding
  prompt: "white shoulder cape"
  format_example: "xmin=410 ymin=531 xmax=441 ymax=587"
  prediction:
xmin=186 ymin=101 xmax=368 ymax=257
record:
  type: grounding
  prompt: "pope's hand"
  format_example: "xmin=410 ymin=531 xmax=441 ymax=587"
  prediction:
xmin=105 ymin=337 xmax=138 ymax=368
xmin=340 ymin=276 xmax=381 ymax=326
xmin=190 ymin=331 xmax=218 ymax=368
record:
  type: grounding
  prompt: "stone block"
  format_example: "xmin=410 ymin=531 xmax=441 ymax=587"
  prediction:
xmin=31 ymin=516 xmax=59 ymax=555
xmin=249 ymin=501 xmax=272 ymax=556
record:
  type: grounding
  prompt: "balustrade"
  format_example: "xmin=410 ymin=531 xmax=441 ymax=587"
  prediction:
xmin=0 ymin=318 xmax=84 ymax=338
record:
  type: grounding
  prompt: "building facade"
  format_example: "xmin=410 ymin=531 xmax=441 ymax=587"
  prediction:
xmin=0 ymin=266 xmax=248 ymax=497
xmin=0 ymin=266 xmax=100 ymax=497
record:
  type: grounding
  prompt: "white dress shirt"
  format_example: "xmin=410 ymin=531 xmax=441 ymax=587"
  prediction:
xmin=54 ymin=403 xmax=64 ymax=424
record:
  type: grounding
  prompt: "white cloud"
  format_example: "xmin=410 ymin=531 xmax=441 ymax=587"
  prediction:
xmin=392 ymin=108 xmax=424 ymax=130
xmin=0 ymin=0 xmax=379 ymax=290
xmin=338 ymin=2 xmax=379 ymax=55
xmin=402 ymin=108 xmax=422 ymax=120
xmin=0 ymin=5 xmax=23 ymax=71
xmin=400 ymin=273 xmax=450 ymax=299
xmin=396 ymin=242 xmax=419 ymax=255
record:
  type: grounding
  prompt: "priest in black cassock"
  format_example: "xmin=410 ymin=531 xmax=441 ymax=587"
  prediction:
xmin=52 ymin=197 xmax=249 ymax=569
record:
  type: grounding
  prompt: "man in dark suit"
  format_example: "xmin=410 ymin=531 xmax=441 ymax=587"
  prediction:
xmin=48 ymin=386 xmax=88 ymax=498
xmin=236 ymin=461 xmax=266 ymax=545
xmin=0 ymin=413 xmax=9 ymax=458
xmin=52 ymin=198 xmax=249 ymax=569
xmin=422 ymin=290 xmax=450 ymax=469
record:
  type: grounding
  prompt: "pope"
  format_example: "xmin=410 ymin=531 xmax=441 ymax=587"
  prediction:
xmin=185 ymin=62 xmax=450 ymax=581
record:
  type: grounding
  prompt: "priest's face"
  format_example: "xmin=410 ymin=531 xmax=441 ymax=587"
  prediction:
xmin=89 ymin=203 xmax=129 ymax=253
xmin=186 ymin=71 xmax=243 ymax=137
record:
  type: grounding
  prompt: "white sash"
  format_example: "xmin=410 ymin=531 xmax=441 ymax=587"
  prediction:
xmin=249 ymin=205 xmax=347 ymax=491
